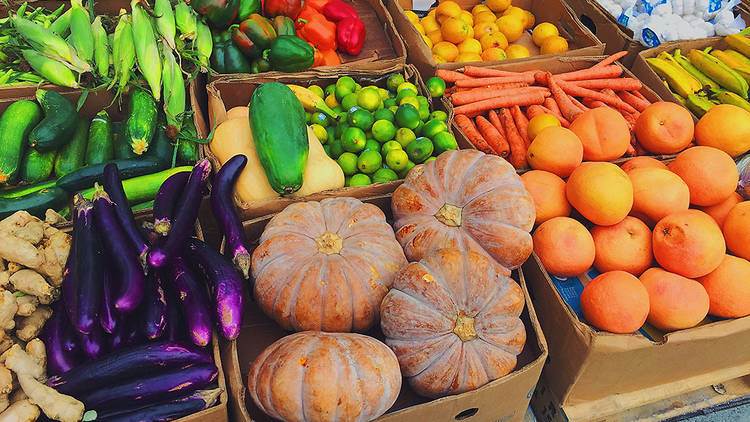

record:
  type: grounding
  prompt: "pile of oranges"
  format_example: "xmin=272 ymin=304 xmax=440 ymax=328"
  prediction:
xmin=404 ymin=0 xmax=569 ymax=64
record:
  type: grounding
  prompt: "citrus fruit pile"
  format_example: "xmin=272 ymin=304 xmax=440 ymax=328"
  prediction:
xmin=308 ymin=74 xmax=457 ymax=187
xmin=404 ymin=0 xmax=569 ymax=64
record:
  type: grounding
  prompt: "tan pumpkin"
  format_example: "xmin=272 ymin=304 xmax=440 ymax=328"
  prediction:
xmin=248 ymin=331 xmax=402 ymax=422
xmin=392 ymin=149 xmax=535 ymax=271
xmin=251 ymin=197 xmax=407 ymax=332
xmin=380 ymin=248 xmax=526 ymax=398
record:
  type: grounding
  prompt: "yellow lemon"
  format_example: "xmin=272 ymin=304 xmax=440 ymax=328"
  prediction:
xmin=523 ymin=10 xmax=536 ymax=29
xmin=486 ymin=0 xmax=512 ymax=13
xmin=428 ymin=8 xmax=436 ymax=17
xmin=474 ymin=21 xmax=499 ymax=38
xmin=456 ymin=52 xmax=483 ymax=62
xmin=459 ymin=10 xmax=474 ymax=26
xmin=467 ymin=25 xmax=475 ymax=38
xmin=472 ymin=4 xmax=491 ymax=15
xmin=422 ymin=34 xmax=433 ymax=49
xmin=506 ymin=44 xmax=530 ymax=59
xmin=413 ymin=22 xmax=426 ymax=34
xmin=479 ymin=32 xmax=508 ymax=50
xmin=433 ymin=54 xmax=447 ymax=64
xmin=496 ymin=15 xmax=524 ymax=42
xmin=481 ymin=47 xmax=507 ymax=61
xmin=474 ymin=11 xmax=497 ymax=24
xmin=541 ymin=36 xmax=569 ymax=54
xmin=532 ymin=22 xmax=559 ymax=47
xmin=421 ymin=15 xmax=440 ymax=33
xmin=404 ymin=10 xmax=420 ymax=24
xmin=457 ymin=38 xmax=482 ymax=55
xmin=427 ymin=29 xmax=443 ymax=44
xmin=325 ymin=94 xmax=338 ymax=109
xmin=527 ymin=114 xmax=561 ymax=140
xmin=503 ymin=6 xmax=526 ymax=19
xmin=433 ymin=41 xmax=459 ymax=62
xmin=436 ymin=1 xmax=462 ymax=23
xmin=441 ymin=17 xmax=471 ymax=44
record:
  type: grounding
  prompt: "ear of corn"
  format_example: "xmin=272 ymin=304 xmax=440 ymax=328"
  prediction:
xmin=69 ymin=0 xmax=94 ymax=63
xmin=112 ymin=11 xmax=136 ymax=95
xmin=161 ymin=42 xmax=185 ymax=138
xmin=12 ymin=15 xmax=91 ymax=72
xmin=175 ymin=2 xmax=197 ymax=41
xmin=49 ymin=8 xmax=72 ymax=35
xmin=154 ymin=0 xmax=177 ymax=50
xmin=21 ymin=49 xmax=79 ymax=88
xmin=131 ymin=0 xmax=162 ymax=101
xmin=92 ymin=16 xmax=110 ymax=79
xmin=195 ymin=20 xmax=212 ymax=72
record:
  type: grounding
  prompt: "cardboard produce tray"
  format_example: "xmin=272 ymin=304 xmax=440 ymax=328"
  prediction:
xmin=389 ymin=0 xmax=603 ymax=78
xmin=219 ymin=194 xmax=548 ymax=422
xmin=522 ymin=254 xmax=750 ymax=422
xmin=195 ymin=63 xmax=454 ymax=221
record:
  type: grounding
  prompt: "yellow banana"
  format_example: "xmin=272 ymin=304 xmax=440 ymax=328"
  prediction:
xmin=647 ymin=57 xmax=701 ymax=97
xmin=711 ymin=50 xmax=750 ymax=83
xmin=688 ymin=49 xmax=749 ymax=98
xmin=685 ymin=94 xmax=716 ymax=117
xmin=714 ymin=90 xmax=750 ymax=112
xmin=672 ymin=49 xmax=719 ymax=89
xmin=724 ymin=34 xmax=750 ymax=58
xmin=724 ymin=49 xmax=750 ymax=68
xmin=287 ymin=84 xmax=339 ymax=119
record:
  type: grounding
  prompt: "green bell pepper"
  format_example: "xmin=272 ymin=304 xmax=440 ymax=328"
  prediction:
xmin=272 ymin=16 xmax=296 ymax=36
xmin=265 ymin=35 xmax=314 ymax=72
xmin=191 ymin=0 xmax=239 ymax=29
xmin=238 ymin=0 xmax=262 ymax=21
xmin=211 ymin=30 xmax=253 ymax=73
xmin=238 ymin=14 xmax=277 ymax=50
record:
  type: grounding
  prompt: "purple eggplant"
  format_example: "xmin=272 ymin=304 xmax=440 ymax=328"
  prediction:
xmin=153 ymin=171 xmax=190 ymax=236
xmin=165 ymin=290 xmax=185 ymax=342
xmin=47 ymin=341 xmax=212 ymax=395
xmin=167 ymin=256 xmax=213 ymax=347
xmin=42 ymin=301 xmax=81 ymax=376
xmin=93 ymin=389 xmax=222 ymax=422
xmin=78 ymin=324 xmax=105 ymax=360
xmin=143 ymin=272 xmax=168 ymax=340
xmin=93 ymin=186 xmax=145 ymax=313
xmin=100 ymin=268 xmax=118 ymax=334
xmin=210 ymin=155 xmax=251 ymax=279
xmin=147 ymin=160 xmax=211 ymax=268
xmin=103 ymin=163 xmax=150 ymax=266
xmin=79 ymin=363 xmax=218 ymax=409
xmin=185 ymin=237 xmax=245 ymax=340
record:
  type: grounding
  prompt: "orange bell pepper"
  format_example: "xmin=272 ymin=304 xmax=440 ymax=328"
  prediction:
xmin=306 ymin=0 xmax=330 ymax=12
xmin=296 ymin=10 xmax=336 ymax=51
xmin=320 ymin=49 xmax=341 ymax=66
xmin=311 ymin=44 xmax=325 ymax=67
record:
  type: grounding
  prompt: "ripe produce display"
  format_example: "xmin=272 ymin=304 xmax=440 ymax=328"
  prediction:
xmin=403 ymin=0 xmax=570 ymax=63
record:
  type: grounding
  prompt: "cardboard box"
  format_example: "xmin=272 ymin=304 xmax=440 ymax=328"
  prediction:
xmin=388 ymin=0 xmax=604 ymax=78
xmin=220 ymin=194 xmax=548 ymax=422
xmin=522 ymin=254 xmax=750 ymax=422
xmin=196 ymin=64 xmax=453 ymax=221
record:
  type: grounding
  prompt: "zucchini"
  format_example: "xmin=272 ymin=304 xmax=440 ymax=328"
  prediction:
xmin=54 ymin=117 xmax=89 ymax=178
xmin=79 ymin=166 xmax=191 ymax=205
xmin=249 ymin=82 xmax=308 ymax=194
xmin=20 ymin=149 xmax=56 ymax=184
xmin=0 ymin=186 xmax=68 ymax=219
xmin=126 ymin=89 xmax=158 ymax=155
xmin=56 ymin=158 xmax=168 ymax=193
xmin=132 ymin=200 xmax=155 ymax=212
xmin=145 ymin=124 xmax=175 ymax=165
xmin=28 ymin=90 xmax=77 ymax=152
xmin=0 ymin=100 xmax=43 ymax=185
xmin=114 ymin=121 xmax=137 ymax=159
xmin=0 ymin=180 xmax=56 ymax=199
xmin=85 ymin=110 xmax=114 ymax=165
xmin=177 ymin=139 xmax=199 ymax=164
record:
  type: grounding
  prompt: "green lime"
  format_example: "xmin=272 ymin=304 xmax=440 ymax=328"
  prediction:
xmin=406 ymin=137 xmax=434 ymax=163
xmin=335 ymin=76 xmax=356 ymax=101
xmin=413 ymin=120 xmax=424 ymax=136
xmin=372 ymin=168 xmax=399 ymax=183
xmin=328 ymin=138 xmax=344 ymax=159
xmin=309 ymin=85 xmax=325 ymax=99
xmin=424 ymin=156 xmax=437 ymax=164
xmin=305 ymin=112 xmax=312 ymax=122
xmin=381 ymin=140 xmax=402 ymax=157
xmin=337 ymin=152 xmax=359 ymax=176
xmin=323 ymin=144 xmax=331 ymax=156
xmin=395 ymin=104 xmax=420 ymax=130
xmin=416 ymin=96 xmax=429 ymax=109
xmin=433 ymin=132 xmax=458 ymax=155
xmin=385 ymin=149 xmax=409 ymax=171
xmin=374 ymin=108 xmax=395 ymax=122
xmin=378 ymin=88 xmax=390 ymax=100
xmin=335 ymin=121 xmax=349 ymax=139
xmin=332 ymin=105 xmax=343 ymax=114
xmin=341 ymin=127 xmax=367 ymax=153
xmin=397 ymin=82 xmax=418 ymax=94
xmin=355 ymin=83 xmax=362 ymax=91
xmin=345 ymin=175 xmax=352 ymax=185
xmin=388 ymin=105 xmax=398 ymax=114
xmin=396 ymin=88 xmax=417 ymax=104
xmin=325 ymin=84 xmax=336 ymax=97
xmin=422 ymin=119 xmax=448 ymax=139
xmin=372 ymin=120 xmax=397 ymax=143
xmin=311 ymin=124 xmax=328 ymax=143
xmin=426 ymin=77 xmax=446 ymax=98
xmin=357 ymin=88 xmax=382 ymax=112
xmin=395 ymin=127 xmax=416 ymax=147
xmin=364 ymin=139 xmax=380 ymax=153
xmin=430 ymin=110 xmax=448 ymax=122
xmin=349 ymin=173 xmax=371 ymax=186
xmin=387 ymin=73 xmax=405 ymax=92
xmin=383 ymin=98 xmax=397 ymax=108
xmin=310 ymin=112 xmax=330 ymax=127
xmin=357 ymin=150 xmax=382 ymax=174
xmin=341 ymin=93 xmax=359 ymax=112
xmin=399 ymin=96 xmax=421 ymax=110
xmin=418 ymin=105 xmax=431 ymax=121
xmin=398 ymin=160 xmax=416 ymax=178
xmin=325 ymin=126 xmax=336 ymax=143
xmin=348 ymin=109 xmax=374 ymax=131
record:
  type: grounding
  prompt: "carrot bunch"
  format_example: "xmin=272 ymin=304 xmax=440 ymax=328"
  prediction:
xmin=439 ymin=52 xmax=653 ymax=169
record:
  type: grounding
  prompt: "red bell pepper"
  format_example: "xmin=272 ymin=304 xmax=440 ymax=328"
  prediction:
xmin=336 ymin=17 xmax=365 ymax=56
xmin=322 ymin=0 xmax=359 ymax=22
xmin=306 ymin=0 xmax=331 ymax=12
xmin=297 ymin=12 xmax=336 ymax=51
xmin=263 ymin=0 xmax=302 ymax=19
xmin=320 ymin=49 xmax=341 ymax=66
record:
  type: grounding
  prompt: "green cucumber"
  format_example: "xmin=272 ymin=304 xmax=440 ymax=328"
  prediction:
xmin=249 ymin=82 xmax=308 ymax=194
xmin=28 ymin=90 xmax=77 ymax=152
xmin=20 ymin=149 xmax=56 ymax=184
xmin=0 ymin=100 xmax=43 ymax=185
xmin=177 ymin=139 xmax=199 ymax=164
xmin=85 ymin=110 xmax=114 ymax=165
xmin=79 ymin=166 xmax=191 ymax=204
xmin=56 ymin=158 xmax=168 ymax=193
xmin=126 ymin=89 xmax=158 ymax=155
xmin=132 ymin=200 xmax=155 ymax=212
xmin=0 ymin=186 xmax=68 ymax=219
xmin=145 ymin=124 xmax=175 ymax=165
xmin=113 ymin=121 xmax=137 ymax=159
xmin=54 ymin=117 xmax=89 ymax=178
xmin=0 ymin=180 xmax=56 ymax=199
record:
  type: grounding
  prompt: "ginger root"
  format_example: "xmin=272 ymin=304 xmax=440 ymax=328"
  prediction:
xmin=44 ymin=210 xmax=66 ymax=226
xmin=10 ymin=223 xmax=43 ymax=246
xmin=16 ymin=307 xmax=51 ymax=342
xmin=0 ymin=237 xmax=42 ymax=271
xmin=0 ymin=292 xmax=16 ymax=332
xmin=0 ymin=213 xmax=36 ymax=235
xmin=0 ymin=273 xmax=7 ymax=290
xmin=17 ymin=374 xmax=84 ymax=422
xmin=4 ymin=346 xmax=43 ymax=381
xmin=23 ymin=340 xmax=44 ymax=375
xmin=9 ymin=389 xmax=25 ymax=404
xmin=0 ymin=399 xmax=39 ymax=422
xmin=0 ymin=366 xmax=11 ymax=395
xmin=14 ymin=297 xmax=36 ymax=318
xmin=4 ymin=264 xmax=20 ymax=277
xmin=8 ymin=271 xmax=55 ymax=305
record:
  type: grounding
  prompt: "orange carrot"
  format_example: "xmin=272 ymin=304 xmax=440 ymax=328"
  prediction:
xmin=543 ymin=72 xmax=583 ymax=122
xmin=455 ymin=73 xmax=537 ymax=88
xmin=557 ymin=81 xmax=637 ymax=114
xmin=582 ymin=97 xmax=607 ymax=108
xmin=462 ymin=66 xmax=523 ymax=78
xmin=488 ymin=110 xmax=507 ymax=140
xmin=593 ymin=51 xmax=628 ymax=68
xmin=453 ymin=81 xmax=529 ymax=94
xmin=622 ymin=110 xmax=639 ymax=130
xmin=476 ymin=115 xmax=510 ymax=157
xmin=451 ymin=86 xmax=550 ymax=106
xmin=632 ymin=90 xmax=650 ymax=102
xmin=526 ymin=104 xmax=547 ymax=120
xmin=617 ymin=90 xmax=650 ymax=112
xmin=455 ymin=114 xmax=494 ymax=154
xmin=499 ymin=108 xmax=527 ymax=169
xmin=452 ymin=92 xmax=546 ymax=116
xmin=544 ymin=97 xmax=560 ymax=114
xmin=554 ymin=65 xmax=623 ymax=82
xmin=435 ymin=69 xmax=473 ymax=83
xmin=511 ymin=105 xmax=530 ymax=147
xmin=567 ymin=78 xmax=643 ymax=91
xmin=569 ymin=96 xmax=590 ymax=112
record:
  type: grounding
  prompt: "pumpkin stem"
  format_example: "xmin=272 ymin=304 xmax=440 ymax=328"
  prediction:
xmin=435 ymin=203 xmax=462 ymax=227
xmin=316 ymin=232 xmax=343 ymax=255
xmin=453 ymin=312 xmax=477 ymax=342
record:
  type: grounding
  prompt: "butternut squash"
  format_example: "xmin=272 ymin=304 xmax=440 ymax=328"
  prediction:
xmin=226 ymin=106 xmax=249 ymax=120
xmin=292 ymin=127 xmax=345 ymax=197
